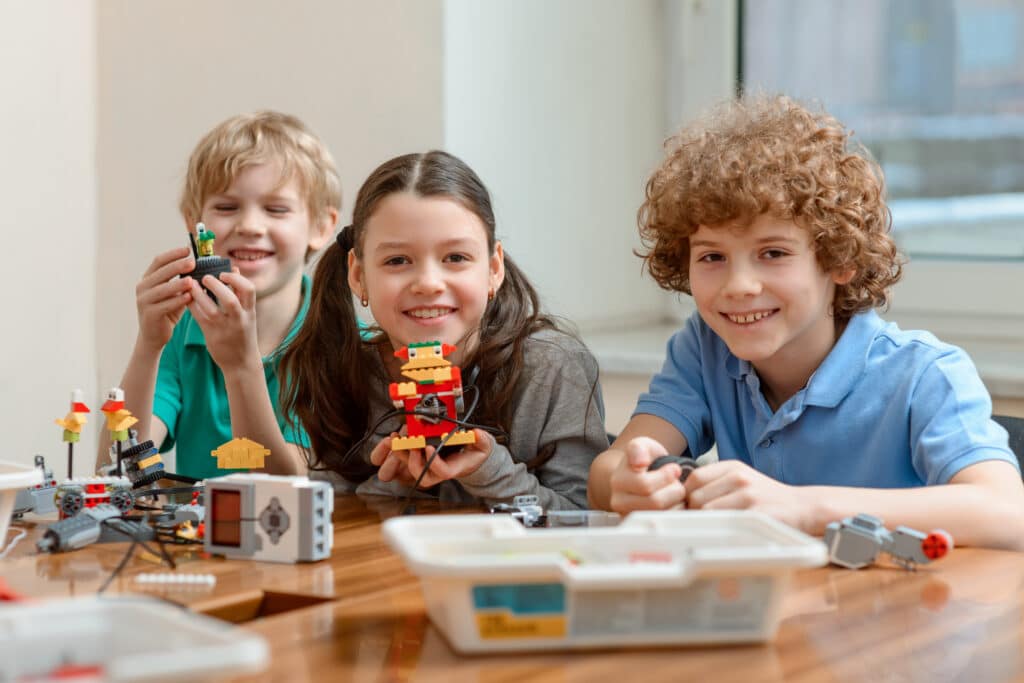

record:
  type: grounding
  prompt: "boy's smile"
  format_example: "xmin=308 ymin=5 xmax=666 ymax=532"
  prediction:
xmin=689 ymin=213 xmax=852 ymax=405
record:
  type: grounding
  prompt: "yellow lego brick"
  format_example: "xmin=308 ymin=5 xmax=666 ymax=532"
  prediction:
xmin=391 ymin=435 xmax=427 ymax=451
xmin=440 ymin=430 xmax=476 ymax=447
xmin=395 ymin=381 xmax=418 ymax=397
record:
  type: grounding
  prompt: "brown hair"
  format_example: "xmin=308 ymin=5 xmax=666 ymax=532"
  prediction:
xmin=279 ymin=151 xmax=565 ymax=480
xmin=179 ymin=110 xmax=341 ymax=257
xmin=638 ymin=94 xmax=903 ymax=319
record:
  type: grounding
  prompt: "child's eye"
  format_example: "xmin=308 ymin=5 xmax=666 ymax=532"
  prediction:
xmin=696 ymin=253 xmax=724 ymax=263
xmin=213 ymin=204 xmax=237 ymax=212
xmin=762 ymin=249 xmax=788 ymax=259
xmin=266 ymin=205 xmax=290 ymax=215
xmin=383 ymin=256 xmax=409 ymax=267
xmin=444 ymin=253 xmax=471 ymax=263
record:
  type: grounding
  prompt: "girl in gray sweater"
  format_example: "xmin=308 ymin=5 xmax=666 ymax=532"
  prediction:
xmin=280 ymin=151 xmax=607 ymax=510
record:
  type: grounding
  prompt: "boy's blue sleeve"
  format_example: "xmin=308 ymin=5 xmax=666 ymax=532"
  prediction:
xmin=633 ymin=315 xmax=715 ymax=455
xmin=909 ymin=346 xmax=1019 ymax=485
xmin=153 ymin=330 xmax=183 ymax=453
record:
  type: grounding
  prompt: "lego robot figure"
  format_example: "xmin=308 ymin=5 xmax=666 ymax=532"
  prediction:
xmin=187 ymin=222 xmax=232 ymax=300
xmin=55 ymin=476 xmax=134 ymax=519
xmin=101 ymin=387 xmax=138 ymax=477
xmin=824 ymin=513 xmax=953 ymax=570
xmin=388 ymin=342 xmax=476 ymax=452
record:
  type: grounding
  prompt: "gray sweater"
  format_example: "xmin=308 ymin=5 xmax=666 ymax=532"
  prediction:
xmin=353 ymin=330 xmax=607 ymax=510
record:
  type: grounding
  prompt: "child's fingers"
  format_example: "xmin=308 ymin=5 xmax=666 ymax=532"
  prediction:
xmin=219 ymin=271 xmax=255 ymax=310
xmin=140 ymin=247 xmax=194 ymax=285
xmin=611 ymin=463 xmax=681 ymax=497
xmin=611 ymin=487 xmax=686 ymax=513
xmin=625 ymin=437 xmax=668 ymax=471
xmin=137 ymin=276 xmax=192 ymax=309
xmin=377 ymin=454 xmax=402 ymax=482
xmin=200 ymin=275 xmax=240 ymax=311
xmin=369 ymin=434 xmax=396 ymax=466
xmin=187 ymin=278 xmax=220 ymax=320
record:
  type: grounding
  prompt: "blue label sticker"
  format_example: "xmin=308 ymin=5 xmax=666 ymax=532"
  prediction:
xmin=472 ymin=583 xmax=566 ymax=614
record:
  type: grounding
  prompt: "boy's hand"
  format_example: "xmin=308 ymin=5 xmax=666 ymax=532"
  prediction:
xmin=684 ymin=460 xmax=810 ymax=531
xmin=186 ymin=271 xmax=260 ymax=374
xmin=135 ymin=246 xmax=195 ymax=352
xmin=608 ymin=437 xmax=687 ymax=513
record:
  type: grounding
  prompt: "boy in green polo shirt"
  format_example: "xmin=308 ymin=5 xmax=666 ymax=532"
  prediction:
xmin=96 ymin=111 xmax=341 ymax=479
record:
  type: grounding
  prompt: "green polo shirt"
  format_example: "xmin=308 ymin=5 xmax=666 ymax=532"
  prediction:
xmin=153 ymin=275 xmax=313 ymax=480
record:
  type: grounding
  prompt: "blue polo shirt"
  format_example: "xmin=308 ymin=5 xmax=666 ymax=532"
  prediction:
xmin=635 ymin=310 xmax=1017 ymax=488
xmin=153 ymin=275 xmax=313 ymax=480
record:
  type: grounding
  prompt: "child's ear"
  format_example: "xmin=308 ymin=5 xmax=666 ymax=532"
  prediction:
xmin=346 ymin=248 xmax=363 ymax=297
xmin=490 ymin=241 xmax=506 ymax=293
xmin=832 ymin=268 xmax=856 ymax=286
xmin=308 ymin=207 xmax=339 ymax=251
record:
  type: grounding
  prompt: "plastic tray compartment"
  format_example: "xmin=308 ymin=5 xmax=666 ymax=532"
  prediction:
xmin=0 ymin=459 xmax=42 ymax=546
xmin=384 ymin=511 xmax=827 ymax=653
xmin=0 ymin=596 xmax=268 ymax=681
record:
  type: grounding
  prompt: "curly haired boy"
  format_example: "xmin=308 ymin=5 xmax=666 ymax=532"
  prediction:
xmin=589 ymin=95 xmax=1024 ymax=549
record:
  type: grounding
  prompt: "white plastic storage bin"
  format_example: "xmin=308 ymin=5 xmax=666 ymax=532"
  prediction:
xmin=384 ymin=511 xmax=827 ymax=653
xmin=0 ymin=459 xmax=42 ymax=548
xmin=0 ymin=596 xmax=268 ymax=681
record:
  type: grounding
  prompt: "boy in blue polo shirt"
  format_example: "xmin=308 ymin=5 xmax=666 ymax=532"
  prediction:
xmin=589 ymin=95 xmax=1024 ymax=549
xmin=96 ymin=111 xmax=341 ymax=479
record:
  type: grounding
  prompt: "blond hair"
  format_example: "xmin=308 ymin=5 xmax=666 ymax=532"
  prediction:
xmin=638 ymin=94 xmax=903 ymax=319
xmin=179 ymin=111 xmax=341 ymax=247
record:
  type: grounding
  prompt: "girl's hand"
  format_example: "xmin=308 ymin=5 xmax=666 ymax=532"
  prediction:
xmin=135 ymin=247 xmax=195 ymax=353
xmin=404 ymin=429 xmax=494 ymax=489
xmin=186 ymin=271 xmax=260 ymax=374
xmin=608 ymin=437 xmax=687 ymax=513
xmin=684 ymin=460 xmax=811 ymax=532
xmin=369 ymin=433 xmax=417 ymax=486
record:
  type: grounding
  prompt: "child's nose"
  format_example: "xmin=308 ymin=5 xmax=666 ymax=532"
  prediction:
xmin=235 ymin=207 xmax=266 ymax=236
xmin=411 ymin=263 xmax=445 ymax=294
xmin=723 ymin=264 xmax=762 ymax=297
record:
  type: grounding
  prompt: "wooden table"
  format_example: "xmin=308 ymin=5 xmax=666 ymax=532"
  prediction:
xmin=4 ymin=495 xmax=1024 ymax=682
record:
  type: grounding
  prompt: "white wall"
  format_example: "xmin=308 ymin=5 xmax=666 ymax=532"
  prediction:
xmin=95 ymin=0 xmax=446 ymax=431
xmin=0 ymin=0 xmax=98 ymax=474
xmin=443 ymin=0 xmax=669 ymax=329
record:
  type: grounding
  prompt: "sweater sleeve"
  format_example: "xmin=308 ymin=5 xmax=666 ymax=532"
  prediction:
xmin=457 ymin=334 xmax=608 ymax=510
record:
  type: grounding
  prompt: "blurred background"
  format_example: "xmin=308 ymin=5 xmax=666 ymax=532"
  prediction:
xmin=2 ymin=0 xmax=1022 ymax=472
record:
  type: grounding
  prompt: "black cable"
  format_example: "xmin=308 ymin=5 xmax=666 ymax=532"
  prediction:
xmin=97 ymin=515 xmax=176 ymax=594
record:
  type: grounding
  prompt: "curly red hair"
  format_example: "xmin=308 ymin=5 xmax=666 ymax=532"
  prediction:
xmin=638 ymin=95 xmax=903 ymax=319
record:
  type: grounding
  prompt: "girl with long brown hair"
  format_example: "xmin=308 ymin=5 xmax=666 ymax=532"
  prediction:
xmin=280 ymin=151 xmax=606 ymax=509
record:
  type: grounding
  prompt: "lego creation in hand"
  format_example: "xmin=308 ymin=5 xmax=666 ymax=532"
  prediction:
xmin=187 ymin=222 xmax=232 ymax=301
xmin=211 ymin=437 xmax=271 ymax=469
xmin=824 ymin=513 xmax=953 ymax=570
xmin=388 ymin=342 xmax=476 ymax=452
xmin=55 ymin=388 xmax=90 ymax=479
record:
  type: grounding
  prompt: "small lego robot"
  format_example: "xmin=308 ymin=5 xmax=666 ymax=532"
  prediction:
xmin=490 ymin=495 xmax=545 ymax=527
xmin=824 ymin=513 xmax=953 ymax=570
xmin=187 ymin=222 xmax=232 ymax=301
xmin=101 ymin=387 xmax=138 ymax=477
xmin=388 ymin=342 xmax=476 ymax=453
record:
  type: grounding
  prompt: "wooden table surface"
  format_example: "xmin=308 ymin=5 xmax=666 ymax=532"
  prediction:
xmin=4 ymin=495 xmax=1024 ymax=682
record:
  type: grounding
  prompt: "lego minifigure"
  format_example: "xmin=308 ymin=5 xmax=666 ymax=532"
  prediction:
xmin=54 ymin=389 xmax=90 ymax=479
xmin=388 ymin=342 xmax=476 ymax=453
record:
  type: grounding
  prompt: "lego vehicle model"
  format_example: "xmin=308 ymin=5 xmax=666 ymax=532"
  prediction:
xmin=55 ymin=476 xmax=134 ymax=519
xmin=490 ymin=495 xmax=620 ymax=529
xmin=823 ymin=513 xmax=952 ymax=570
xmin=205 ymin=473 xmax=333 ymax=563
xmin=12 ymin=455 xmax=58 ymax=518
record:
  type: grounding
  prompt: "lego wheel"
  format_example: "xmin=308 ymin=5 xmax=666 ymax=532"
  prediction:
xmin=922 ymin=530 xmax=953 ymax=560
xmin=60 ymin=492 xmax=84 ymax=517
xmin=110 ymin=489 xmax=135 ymax=514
